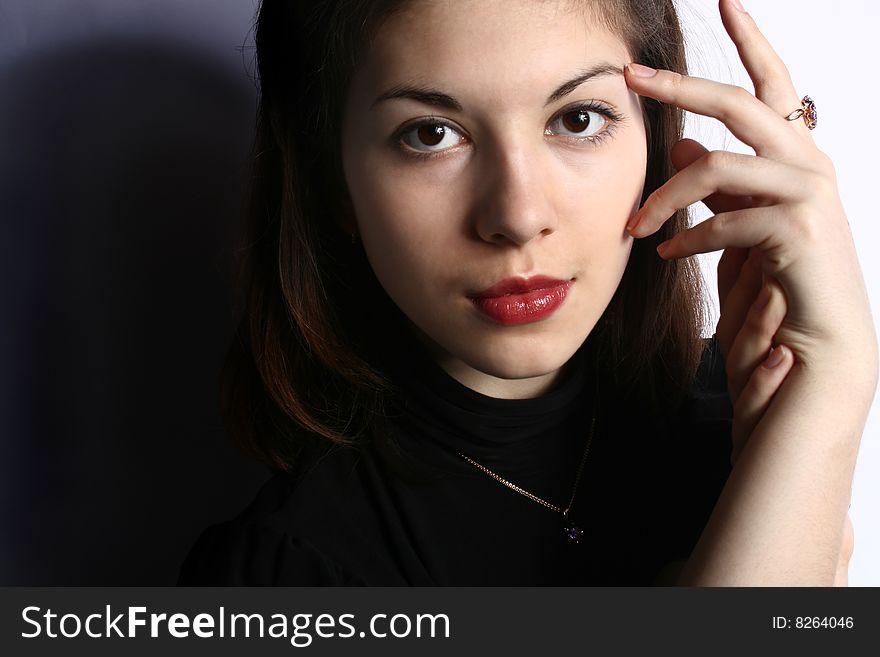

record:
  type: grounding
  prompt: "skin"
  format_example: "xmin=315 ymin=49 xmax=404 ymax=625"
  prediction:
xmin=624 ymin=0 xmax=871 ymax=584
xmin=339 ymin=0 xmax=865 ymax=583
xmin=340 ymin=0 xmax=645 ymax=399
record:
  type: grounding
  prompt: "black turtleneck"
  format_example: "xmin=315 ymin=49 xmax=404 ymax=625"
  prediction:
xmin=178 ymin=334 xmax=733 ymax=585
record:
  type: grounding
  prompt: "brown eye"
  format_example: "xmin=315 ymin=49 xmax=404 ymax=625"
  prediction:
xmin=417 ymin=124 xmax=446 ymax=146
xmin=548 ymin=107 xmax=607 ymax=139
xmin=401 ymin=121 xmax=464 ymax=154
xmin=563 ymin=110 xmax=592 ymax=133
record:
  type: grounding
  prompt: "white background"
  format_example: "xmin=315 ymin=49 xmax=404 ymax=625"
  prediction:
xmin=679 ymin=0 xmax=879 ymax=585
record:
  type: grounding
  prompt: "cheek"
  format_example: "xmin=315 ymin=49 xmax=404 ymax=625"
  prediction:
xmin=556 ymin=140 xmax=645 ymax=289
xmin=352 ymin=177 xmax=446 ymax=260
xmin=558 ymin=134 xmax=646 ymax=218
xmin=344 ymin=161 xmax=455 ymax=306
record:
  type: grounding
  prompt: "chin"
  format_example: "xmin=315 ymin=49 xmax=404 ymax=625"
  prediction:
xmin=452 ymin=337 xmax=576 ymax=379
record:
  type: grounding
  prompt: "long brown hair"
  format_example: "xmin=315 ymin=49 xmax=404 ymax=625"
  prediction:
xmin=222 ymin=0 xmax=709 ymax=472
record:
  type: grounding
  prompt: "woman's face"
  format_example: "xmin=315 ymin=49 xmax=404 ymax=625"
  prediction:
xmin=340 ymin=0 xmax=646 ymax=398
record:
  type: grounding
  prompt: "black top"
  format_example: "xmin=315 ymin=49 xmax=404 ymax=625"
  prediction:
xmin=178 ymin=335 xmax=733 ymax=585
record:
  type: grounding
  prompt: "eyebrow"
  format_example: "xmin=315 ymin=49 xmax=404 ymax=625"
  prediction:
xmin=370 ymin=62 xmax=623 ymax=112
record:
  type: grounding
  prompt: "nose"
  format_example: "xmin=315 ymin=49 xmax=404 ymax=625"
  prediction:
xmin=473 ymin=140 xmax=558 ymax=246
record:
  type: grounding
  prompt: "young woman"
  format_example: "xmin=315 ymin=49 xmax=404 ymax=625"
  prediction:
xmin=178 ymin=0 xmax=875 ymax=585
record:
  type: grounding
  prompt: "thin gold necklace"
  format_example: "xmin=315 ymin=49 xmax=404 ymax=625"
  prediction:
xmin=456 ymin=413 xmax=596 ymax=544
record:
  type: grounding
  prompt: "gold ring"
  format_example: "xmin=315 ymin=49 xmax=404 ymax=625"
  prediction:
xmin=785 ymin=95 xmax=817 ymax=130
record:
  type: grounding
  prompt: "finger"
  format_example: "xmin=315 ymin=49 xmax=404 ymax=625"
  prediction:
xmin=719 ymin=1 xmax=815 ymax=144
xmin=715 ymin=247 xmax=763 ymax=364
xmin=624 ymin=63 xmax=806 ymax=159
xmin=719 ymin=1 xmax=798 ymax=114
xmin=669 ymin=138 xmax=754 ymax=328
xmin=727 ymin=278 xmax=787 ymax=404
xmin=671 ymin=139 xmax=755 ymax=215
xmin=628 ymin=150 xmax=805 ymax=238
xmin=717 ymin=247 xmax=751 ymax=349
xmin=730 ymin=342 xmax=793 ymax=467
xmin=654 ymin=204 xmax=786 ymax=260
xmin=670 ymin=138 xmax=705 ymax=172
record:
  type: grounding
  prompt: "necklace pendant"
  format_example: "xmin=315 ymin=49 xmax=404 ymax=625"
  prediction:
xmin=564 ymin=523 xmax=584 ymax=544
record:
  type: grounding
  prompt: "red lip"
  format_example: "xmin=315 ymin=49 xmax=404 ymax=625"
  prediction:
xmin=467 ymin=275 xmax=574 ymax=326
xmin=469 ymin=275 xmax=571 ymax=299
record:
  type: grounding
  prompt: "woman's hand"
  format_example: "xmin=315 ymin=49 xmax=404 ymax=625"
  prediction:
xmin=714 ymin=239 xmax=853 ymax=588
xmin=669 ymin=138 xmax=793 ymax=465
xmin=624 ymin=0 xmax=878 ymax=382
xmin=622 ymin=0 xmax=867 ymax=585
xmin=719 ymin=271 xmax=854 ymax=585
xmin=718 ymin=253 xmax=793 ymax=467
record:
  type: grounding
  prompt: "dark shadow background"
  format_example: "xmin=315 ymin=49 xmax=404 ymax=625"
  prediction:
xmin=0 ymin=3 xmax=270 ymax=584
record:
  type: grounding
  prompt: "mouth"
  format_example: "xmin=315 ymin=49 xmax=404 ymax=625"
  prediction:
xmin=467 ymin=275 xmax=574 ymax=326
xmin=468 ymin=275 xmax=573 ymax=299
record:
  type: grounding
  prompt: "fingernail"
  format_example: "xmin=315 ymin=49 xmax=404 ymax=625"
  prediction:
xmin=656 ymin=241 xmax=670 ymax=257
xmin=625 ymin=216 xmax=641 ymax=234
xmin=731 ymin=0 xmax=746 ymax=11
xmin=627 ymin=63 xmax=657 ymax=78
xmin=763 ymin=344 xmax=785 ymax=369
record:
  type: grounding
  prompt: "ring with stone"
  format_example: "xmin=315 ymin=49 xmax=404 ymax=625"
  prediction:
xmin=785 ymin=95 xmax=817 ymax=130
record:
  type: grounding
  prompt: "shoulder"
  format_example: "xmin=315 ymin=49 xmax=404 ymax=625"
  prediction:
xmin=177 ymin=444 xmax=374 ymax=586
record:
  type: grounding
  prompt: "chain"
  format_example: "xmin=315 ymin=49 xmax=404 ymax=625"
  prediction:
xmin=457 ymin=413 xmax=596 ymax=516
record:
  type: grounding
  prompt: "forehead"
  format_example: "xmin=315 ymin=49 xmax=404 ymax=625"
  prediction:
xmin=357 ymin=0 xmax=631 ymax=108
